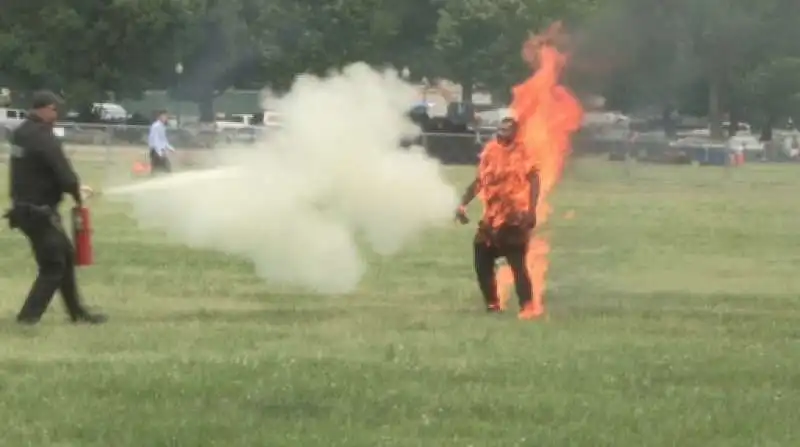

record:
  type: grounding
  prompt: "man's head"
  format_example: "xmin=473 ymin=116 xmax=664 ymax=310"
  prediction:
xmin=497 ymin=117 xmax=519 ymax=145
xmin=30 ymin=90 xmax=62 ymax=124
xmin=155 ymin=110 xmax=168 ymax=123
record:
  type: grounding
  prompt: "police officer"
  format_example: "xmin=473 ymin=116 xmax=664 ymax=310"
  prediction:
xmin=3 ymin=91 xmax=107 ymax=325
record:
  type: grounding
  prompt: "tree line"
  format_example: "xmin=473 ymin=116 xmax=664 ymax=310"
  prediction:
xmin=1 ymin=0 xmax=799 ymax=136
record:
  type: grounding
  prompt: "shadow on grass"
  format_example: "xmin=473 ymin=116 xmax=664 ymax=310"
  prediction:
xmin=130 ymin=306 xmax=349 ymax=326
xmin=0 ymin=320 xmax=45 ymax=337
xmin=0 ymin=304 xmax=348 ymax=334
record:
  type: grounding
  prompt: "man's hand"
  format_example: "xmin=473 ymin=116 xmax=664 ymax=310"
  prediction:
xmin=523 ymin=212 xmax=536 ymax=229
xmin=454 ymin=205 xmax=470 ymax=224
xmin=79 ymin=185 xmax=95 ymax=201
xmin=514 ymin=210 xmax=536 ymax=230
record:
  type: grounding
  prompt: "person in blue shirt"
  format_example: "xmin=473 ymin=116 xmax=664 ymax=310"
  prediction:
xmin=147 ymin=110 xmax=174 ymax=174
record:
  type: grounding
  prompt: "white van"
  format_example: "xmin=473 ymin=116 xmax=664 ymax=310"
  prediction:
xmin=0 ymin=107 xmax=27 ymax=130
xmin=92 ymin=102 xmax=128 ymax=122
xmin=0 ymin=107 xmax=65 ymax=138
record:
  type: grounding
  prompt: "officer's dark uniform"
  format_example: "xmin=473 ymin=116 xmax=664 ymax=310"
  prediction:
xmin=3 ymin=91 xmax=106 ymax=325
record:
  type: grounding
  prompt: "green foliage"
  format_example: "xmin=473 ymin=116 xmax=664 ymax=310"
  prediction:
xmin=169 ymin=0 xmax=438 ymax=118
xmin=3 ymin=0 xmax=799 ymax=122
xmin=0 ymin=0 xmax=597 ymax=112
xmin=168 ymin=0 xmax=264 ymax=119
xmin=432 ymin=0 xmax=580 ymax=99
xmin=740 ymin=58 xmax=800 ymax=120
xmin=0 ymin=0 xmax=189 ymax=105
xmin=581 ymin=0 xmax=800 ymax=135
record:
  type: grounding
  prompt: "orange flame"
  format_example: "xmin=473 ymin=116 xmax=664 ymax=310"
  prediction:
xmin=477 ymin=138 xmax=537 ymax=229
xmin=496 ymin=23 xmax=584 ymax=316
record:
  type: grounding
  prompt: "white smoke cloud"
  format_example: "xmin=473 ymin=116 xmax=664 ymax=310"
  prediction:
xmin=105 ymin=63 xmax=458 ymax=294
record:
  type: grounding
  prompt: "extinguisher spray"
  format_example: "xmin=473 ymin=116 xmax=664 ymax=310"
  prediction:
xmin=72 ymin=206 xmax=94 ymax=266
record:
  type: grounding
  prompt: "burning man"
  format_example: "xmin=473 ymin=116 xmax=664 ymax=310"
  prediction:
xmin=455 ymin=117 xmax=541 ymax=320
xmin=457 ymin=22 xmax=584 ymax=320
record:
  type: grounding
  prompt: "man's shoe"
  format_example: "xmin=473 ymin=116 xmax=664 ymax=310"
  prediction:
xmin=71 ymin=312 xmax=108 ymax=325
xmin=486 ymin=302 xmax=503 ymax=313
xmin=518 ymin=302 xmax=544 ymax=320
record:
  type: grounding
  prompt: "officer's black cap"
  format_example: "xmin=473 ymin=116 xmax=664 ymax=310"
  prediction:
xmin=30 ymin=90 xmax=63 ymax=109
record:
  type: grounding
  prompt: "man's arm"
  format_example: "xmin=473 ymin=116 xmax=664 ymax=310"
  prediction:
xmin=147 ymin=123 xmax=157 ymax=149
xmin=159 ymin=123 xmax=174 ymax=151
xmin=34 ymin=131 xmax=82 ymax=204
xmin=148 ymin=123 xmax=172 ymax=152
xmin=459 ymin=178 xmax=479 ymax=207
xmin=455 ymin=178 xmax=479 ymax=224
xmin=529 ymin=170 xmax=540 ymax=209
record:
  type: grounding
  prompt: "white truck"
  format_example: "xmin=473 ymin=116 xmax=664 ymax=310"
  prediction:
xmin=1 ymin=107 xmax=27 ymax=129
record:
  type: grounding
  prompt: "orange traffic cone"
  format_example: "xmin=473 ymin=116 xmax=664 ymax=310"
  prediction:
xmin=132 ymin=161 xmax=151 ymax=175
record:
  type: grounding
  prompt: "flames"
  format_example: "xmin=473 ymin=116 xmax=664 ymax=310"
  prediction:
xmin=477 ymin=139 xmax=536 ymax=229
xmin=495 ymin=22 xmax=584 ymax=315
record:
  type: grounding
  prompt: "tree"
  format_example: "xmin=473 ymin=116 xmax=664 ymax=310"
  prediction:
xmin=0 ymin=0 xmax=189 ymax=107
xmin=264 ymin=0 xmax=441 ymax=83
xmin=169 ymin=0 xmax=269 ymax=121
xmin=577 ymin=0 xmax=800 ymax=139
xmin=739 ymin=58 xmax=800 ymax=139
xmin=169 ymin=0 xmax=432 ymax=120
xmin=571 ymin=0 xmax=697 ymax=113
xmin=673 ymin=0 xmax=775 ymax=138
xmin=378 ymin=0 xmax=442 ymax=79
xmin=736 ymin=0 xmax=800 ymax=136
xmin=432 ymin=0 xmax=528 ymax=102
xmin=432 ymin=0 xmax=595 ymax=103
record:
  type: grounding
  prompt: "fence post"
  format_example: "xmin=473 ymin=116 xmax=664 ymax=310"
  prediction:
xmin=624 ymin=142 xmax=634 ymax=179
xmin=106 ymin=124 xmax=113 ymax=167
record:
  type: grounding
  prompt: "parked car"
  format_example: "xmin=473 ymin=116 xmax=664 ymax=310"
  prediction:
xmin=1 ymin=107 xmax=27 ymax=139
xmin=671 ymin=134 xmax=764 ymax=153
xmin=474 ymin=107 xmax=511 ymax=131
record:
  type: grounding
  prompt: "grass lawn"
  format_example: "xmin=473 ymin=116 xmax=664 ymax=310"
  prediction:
xmin=0 ymin=152 xmax=799 ymax=446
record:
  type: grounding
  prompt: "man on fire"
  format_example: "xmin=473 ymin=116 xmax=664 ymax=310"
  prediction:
xmin=455 ymin=117 xmax=541 ymax=320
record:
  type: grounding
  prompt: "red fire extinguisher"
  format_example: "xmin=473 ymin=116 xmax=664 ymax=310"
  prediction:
xmin=72 ymin=206 xmax=94 ymax=266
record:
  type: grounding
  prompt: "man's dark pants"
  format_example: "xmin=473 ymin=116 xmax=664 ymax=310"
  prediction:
xmin=10 ymin=205 xmax=85 ymax=321
xmin=473 ymin=223 xmax=533 ymax=308
xmin=149 ymin=149 xmax=172 ymax=174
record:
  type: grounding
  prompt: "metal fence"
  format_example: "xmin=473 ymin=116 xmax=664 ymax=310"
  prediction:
xmin=53 ymin=122 xmax=224 ymax=148
xmin=2 ymin=121 xmax=796 ymax=167
xmin=42 ymin=122 xmax=627 ymax=165
xmin=40 ymin=122 xmax=492 ymax=165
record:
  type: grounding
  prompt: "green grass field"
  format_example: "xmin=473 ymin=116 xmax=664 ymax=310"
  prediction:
xmin=1 ymin=153 xmax=799 ymax=446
